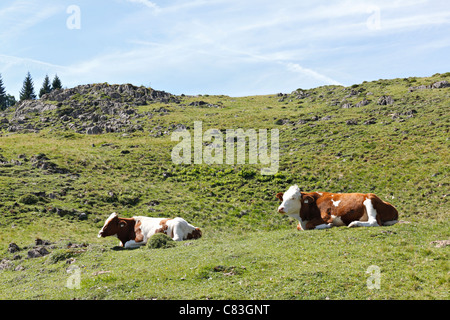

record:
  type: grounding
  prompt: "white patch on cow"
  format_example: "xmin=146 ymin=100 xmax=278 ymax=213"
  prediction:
xmin=348 ymin=198 xmax=379 ymax=227
xmin=167 ymin=217 xmax=198 ymax=241
xmin=133 ymin=216 xmax=200 ymax=242
xmin=331 ymin=215 xmax=345 ymax=226
xmin=278 ymin=185 xmax=302 ymax=216
xmin=331 ymin=199 xmax=341 ymax=207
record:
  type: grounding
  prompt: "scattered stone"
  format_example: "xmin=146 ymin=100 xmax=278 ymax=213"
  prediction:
xmin=377 ymin=95 xmax=394 ymax=105
xmin=346 ymin=119 xmax=358 ymax=125
xmin=35 ymin=238 xmax=51 ymax=246
xmin=363 ymin=118 xmax=377 ymax=125
xmin=409 ymin=80 xmax=450 ymax=91
xmin=27 ymin=247 xmax=50 ymax=259
xmin=355 ymin=99 xmax=370 ymax=107
xmin=342 ymin=103 xmax=353 ymax=109
xmin=0 ymin=259 xmax=14 ymax=270
xmin=432 ymin=80 xmax=450 ymax=89
xmin=86 ymin=125 xmax=102 ymax=135
xmin=78 ymin=212 xmax=88 ymax=220
xmin=430 ymin=240 xmax=450 ymax=248
xmin=8 ymin=243 xmax=20 ymax=253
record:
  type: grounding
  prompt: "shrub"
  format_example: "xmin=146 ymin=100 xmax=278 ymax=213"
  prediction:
xmin=119 ymin=194 xmax=140 ymax=206
xmin=18 ymin=194 xmax=39 ymax=205
xmin=48 ymin=250 xmax=76 ymax=264
xmin=238 ymin=168 xmax=256 ymax=179
xmin=146 ymin=233 xmax=175 ymax=249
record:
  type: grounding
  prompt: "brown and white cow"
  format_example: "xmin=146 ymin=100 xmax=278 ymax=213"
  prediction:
xmin=276 ymin=185 xmax=398 ymax=230
xmin=98 ymin=213 xmax=202 ymax=248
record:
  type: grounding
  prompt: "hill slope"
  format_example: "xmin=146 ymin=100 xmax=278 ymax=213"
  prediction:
xmin=0 ymin=73 xmax=448 ymax=300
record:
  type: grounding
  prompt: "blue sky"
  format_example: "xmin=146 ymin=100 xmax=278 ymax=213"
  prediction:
xmin=0 ymin=0 xmax=449 ymax=98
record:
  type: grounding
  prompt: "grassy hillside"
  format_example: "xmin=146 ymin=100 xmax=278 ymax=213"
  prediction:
xmin=0 ymin=73 xmax=448 ymax=299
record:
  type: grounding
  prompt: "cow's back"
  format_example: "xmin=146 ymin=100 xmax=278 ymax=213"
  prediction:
xmin=369 ymin=195 xmax=399 ymax=223
xmin=134 ymin=216 xmax=167 ymax=240
xmin=315 ymin=192 xmax=367 ymax=225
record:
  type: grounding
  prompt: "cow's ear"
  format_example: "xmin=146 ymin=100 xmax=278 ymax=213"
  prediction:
xmin=276 ymin=192 xmax=284 ymax=202
xmin=119 ymin=220 xmax=127 ymax=228
xmin=302 ymin=194 xmax=315 ymax=204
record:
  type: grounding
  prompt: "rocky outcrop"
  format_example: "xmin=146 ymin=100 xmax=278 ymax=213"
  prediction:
xmin=3 ymin=83 xmax=179 ymax=134
xmin=409 ymin=80 xmax=450 ymax=92
xmin=377 ymin=95 xmax=394 ymax=105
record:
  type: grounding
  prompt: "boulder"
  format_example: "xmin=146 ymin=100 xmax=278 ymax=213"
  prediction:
xmin=8 ymin=243 xmax=20 ymax=253
xmin=431 ymin=80 xmax=450 ymax=89
xmin=377 ymin=96 xmax=394 ymax=105
xmin=27 ymin=247 xmax=49 ymax=259
xmin=86 ymin=126 xmax=103 ymax=135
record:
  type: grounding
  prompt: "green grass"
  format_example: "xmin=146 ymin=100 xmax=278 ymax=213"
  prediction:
xmin=0 ymin=222 xmax=448 ymax=299
xmin=0 ymin=73 xmax=449 ymax=299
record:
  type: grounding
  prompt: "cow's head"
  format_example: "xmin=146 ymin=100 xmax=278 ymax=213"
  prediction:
xmin=276 ymin=185 xmax=302 ymax=216
xmin=98 ymin=212 xmax=127 ymax=238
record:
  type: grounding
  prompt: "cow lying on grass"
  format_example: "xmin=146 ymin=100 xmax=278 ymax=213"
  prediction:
xmin=98 ymin=213 xmax=202 ymax=248
xmin=276 ymin=185 xmax=398 ymax=230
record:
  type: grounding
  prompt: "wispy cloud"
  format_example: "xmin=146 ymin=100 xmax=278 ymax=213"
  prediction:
xmin=1 ymin=0 xmax=449 ymax=96
xmin=0 ymin=54 xmax=64 ymax=71
xmin=0 ymin=1 xmax=63 ymax=42
xmin=125 ymin=0 xmax=160 ymax=12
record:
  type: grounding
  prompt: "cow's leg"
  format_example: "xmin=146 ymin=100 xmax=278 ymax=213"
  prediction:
xmin=171 ymin=224 xmax=185 ymax=241
xmin=124 ymin=240 xmax=145 ymax=248
xmin=348 ymin=198 xmax=380 ymax=228
xmin=306 ymin=218 xmax=332 ymax=230
xmin=383 ymin=220 xmax=398 ymax=226
xmin=314 ymin=223 xmax=333 ymax=230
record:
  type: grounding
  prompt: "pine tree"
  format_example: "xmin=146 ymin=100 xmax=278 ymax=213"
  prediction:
xmin=5 ymin=94 xmax=16 ymax=108
xmin=39 ymin=74 xmax=52 ymax=98
xmin=19 ymin=72 xmax=37 ymax=101
xmin=52 ymin=74 xmax=62 ymax=90
xmin=0 ymin=73 xmax=6 ymax=110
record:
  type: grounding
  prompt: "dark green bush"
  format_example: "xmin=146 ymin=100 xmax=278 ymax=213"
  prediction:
xmin=18 ymin=194 xmax=39 ymax=205
xmin=146 ymin=233 xmax=175 ymax=249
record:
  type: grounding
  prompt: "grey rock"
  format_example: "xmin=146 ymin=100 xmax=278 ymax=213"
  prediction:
xmin=355 ymin=99 xmax=370 ymax=107
xmin=431 ymin=80 xmax=450 ymax=89
xmin=377 ymin=95 xmax=394 ymax=105
xmin=8 ymin=243 xmax=20 ymax=253
xmin=27 ymin=247 xmax=49 ymax=258
xmin=86 ymin=125 xmax=102 ymax=135
xmin=0 ymin=259 xmax=14 ymax=270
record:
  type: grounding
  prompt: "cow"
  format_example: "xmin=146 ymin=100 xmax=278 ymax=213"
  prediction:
xmin=97 ymin=213 xmax=202 ymax=248
xmin=276 ymin=185 xmax=398 ymax=230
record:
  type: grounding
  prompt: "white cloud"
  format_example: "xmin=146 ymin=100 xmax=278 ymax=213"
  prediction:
xmin=285 ymin=63 xmax=343 ymax=86
xmin=125 ymin=0 xmax=160 ymax=12
xmin=2 ymin=0 xmax=449 ymax=96
xmin=0 ymin=1 xmax=63 ymax=42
